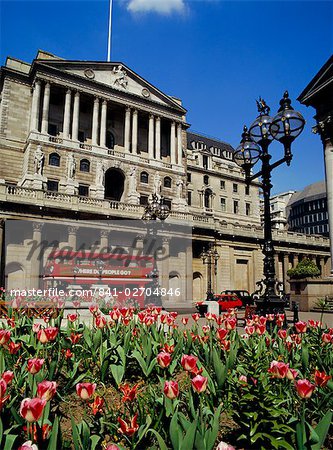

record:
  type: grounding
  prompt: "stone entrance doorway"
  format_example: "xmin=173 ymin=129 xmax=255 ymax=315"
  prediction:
xmin=105 ymin=168 xmax=125 ymax=201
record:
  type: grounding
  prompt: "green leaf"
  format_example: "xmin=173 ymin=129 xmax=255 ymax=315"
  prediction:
xmin=296 ymin=422 xmax=305 ymax=450
xmin=81 ymin=420 xmax=90 ymax=449
xmin=89 ymin=435 xmax=101 ymax=450
xmin=0 ymin=417 xmax=3 ymax=447
xmin=212 ymin=348 xmax=226 ymax=389
xmin=110 ymin=364 xmax=124 ymax=386
xmin=132 ymin=350 xmax=149 ymax=377
xmin=311 ymin=411 xmax=333 ymax=450
xmin=170 ymin=412 xmax=180 ymax=450
xmin=71 ymin=416 xmax=83 ymax=450
xmin=47 ymin=416 xmax=59 ymax=450
xmin=206 ymin=404 xmax=223 ymax=450
xmin=301 ymin=344 xmax=309 ymax=371
xmin=180 ymin=417 xmax=197 ymax=450
xmin=3 ymin=434 xmax=17 ymax=450
xmin=148 ymin=429 xmax=169 ymax=450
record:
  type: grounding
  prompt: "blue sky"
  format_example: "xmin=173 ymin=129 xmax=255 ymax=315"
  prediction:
xmin=1 ymin=0 xmax=332 ymax=194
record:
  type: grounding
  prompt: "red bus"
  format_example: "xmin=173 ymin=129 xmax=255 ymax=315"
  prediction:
xmin=43 ymin=250 xmax=156 ymax=308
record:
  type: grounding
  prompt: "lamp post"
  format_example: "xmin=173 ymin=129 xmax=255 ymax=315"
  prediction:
xmin=95 ymin=259 xmax=105 ymax=285
xmin=233 ymin=92 xmax=305 ymax=314
xmin=142 ymin=193 xmax=170 ymax=306
xmin=200 ymin=243 xmax=219 ymax=301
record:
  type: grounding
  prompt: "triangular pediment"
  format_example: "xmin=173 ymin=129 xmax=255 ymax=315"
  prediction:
xmin=34 ymin=60 xmax=186 ymax=113
xmin=298 ymin=55 xmax=333 ymax=105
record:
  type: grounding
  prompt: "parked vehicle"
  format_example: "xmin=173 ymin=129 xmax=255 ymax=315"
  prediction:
xmin=213 ymin=293 xmax=243 ymax=311
xmin=221 ymin=290 xmax=254 ymax=306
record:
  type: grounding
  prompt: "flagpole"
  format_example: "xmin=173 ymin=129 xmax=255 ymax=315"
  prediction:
xmin=107 ymin=0 xmax=113 ymax=62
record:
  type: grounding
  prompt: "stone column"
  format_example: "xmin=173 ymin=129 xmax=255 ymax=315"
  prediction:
xmin=185 ymin=242 xmax=193 ymax=303
xmin=100 ymin=230 xmax=109 ymax=250
xmin=148 ymin=114 xmax=154 ymax=159
xmin=161 ymin=237 xmax=170 ymax=302
xmin=124 ymin=107 xmax=131 ymax=152
xmin=68 ymin=226 xmax=78 ymax=251
xmin=323 ymin=135 xmax=333 ymax=274
xmin=293 ymin=254 xmax=299 ymax=268
xmin=170 ymin=121 xmax=176 ymax=164
xmin=30 ymin=80 xmax=41 ymax=132
xmin=63 ymin=89 xmax=72 ymax=139
xmin=132 ymin=109 xmax=138 ymax=154
xmin=100 ymin=100 xmax=107 ymax=148
xmin=92 ymin=97 xmax=100 ymax=146
xmin=155 ymin=117 xmax=161 ymax=160
xmin=319 ymin=257 xmax=325 ymax=278
xmin=177 ymin=123 xmax=183 ymax=165
xmin=30 ymin=222 xmax=44 ymax=289
xmin=283 ymin=253 xmax=290 ymax=293
xmin=41 ymin=82 xmax=51 ymax=134
xmin=72 ymin=91 xmax=80 ymax=141
xmin=0 ymin=219 xmax=4 ymax=289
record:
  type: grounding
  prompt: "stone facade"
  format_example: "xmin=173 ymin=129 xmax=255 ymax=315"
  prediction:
xmin=0 ymin=50 xmax=331 ymax=309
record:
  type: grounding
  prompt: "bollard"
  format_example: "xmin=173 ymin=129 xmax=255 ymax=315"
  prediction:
xmin=292 ymin=301 xmax=299 ymax=324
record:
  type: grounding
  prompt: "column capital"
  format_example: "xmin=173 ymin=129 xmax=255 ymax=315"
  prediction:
xmin=149 ymin=113 xmax=154 ymax=119
xmin=100 ymin=229 xmax=109 ymax=238
xmin=68 ymin=225 xmax=79 ymax=235
xmin=32 ymin=222 xmax=44 ymax=232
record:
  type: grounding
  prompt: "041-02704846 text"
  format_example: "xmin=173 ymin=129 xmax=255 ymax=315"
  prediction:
xmin=90 ymin=287 xmax=181 ymax=297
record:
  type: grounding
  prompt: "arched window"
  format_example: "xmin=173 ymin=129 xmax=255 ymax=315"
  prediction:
xmin=49 ymin=153 xmax=60 ymax=167
xmin=80 ymin=159 xmax=90 ymax=172
xmin=140 ymin=171 xmax=149 ymax=184
xmin=106 ymin=131 xmax=115 ymax=149
xmin=164 ymin=176 xmax=172 ymax=188
xmin=204 ymin=188 xmax=212 ymax=209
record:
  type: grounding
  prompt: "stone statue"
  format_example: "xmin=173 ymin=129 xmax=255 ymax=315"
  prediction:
xmin=176 ymin=177 xmax=184 ymax=198
xmin=154 ymin=173 xmax=161 ymax=195
xmin=113 ymin=65 xmax=128 ymax=89
xmin=67 ymin=153 xmax=76 ymax=180
xmin=96 ymin=161 xmax=106 ymax=186
xmin=128 ymin=167 xmax=137 ymax=193
xmin=34 ymin=145 xmax=44 ymax=175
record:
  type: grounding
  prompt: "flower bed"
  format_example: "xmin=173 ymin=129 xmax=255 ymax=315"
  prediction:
xmin=0 ymin=305 xmax=332 ymax=449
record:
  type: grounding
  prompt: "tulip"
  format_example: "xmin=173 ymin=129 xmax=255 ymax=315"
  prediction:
xmin=72 ymin=301 xmax=81 ymax=308
xmin=117 ymin=413 xmax=139 ymax=436
xmin=157 ymin=351 xmax=171 ymax=369
xmin=192 ymin=313 xmax=200 ymax=322
xmin=258 ymin=316 xmax=267 ymax=326
xmin=8 ymin=341 xmax=21 ymax=354
xmin=163 ymin=381 xmax=179 ymax=399
xmin=225 ymin=317 xmax=237 ymax=330
xmin=76 ymin=382 xmax=96 ymax=400
xmin=314 ymin=370 xmax=332 ymax=387
xmin=308 ymin=319 xmax=321 ymax=328
xmin=119 ymin=383 xmax=138 ymax=402
xmin=191 ymin=375 xmax=208 ymax=393
xmin=295 ymin=379 xmax=315 ymax=399
xmin=90 ymin=396 xmax=104 ymax=415
xmin=162 ymin=343 xmax=175 ymax=353
xmin=0 ymin=330 xmax=11 ymax=345
xmin=18 ymin=441 xmax=38 ymax=450
xmin=37 ymin=381 xmax=57 ymax=401
xmin=2 ymin=370 xmax=14 ymax=384
xmin=181 ymin=354 xmax=198 ymax=372
xmin=0 ymin=379 xmax=7 ymax=397
xmin=220 ymin=339 xmax=231 ymax=351
xmin=37 ymin=327 xmax=58 ymax=343
xmin=95 ymin=315 xmax=106 ymax=329
xmin=67 ymin=313 xmax=78 ymax=322
xmin=256 ymin=324 xmax=266 ymax=335
xmin=216 ymin=442 xmax=236 ymax=450
xmin=295 ymin=321 xmax=307 ymax=334
xmin=245 ymin=326 xmax=255 ymax=335
xmin=27 ymin=358 xmax=44 ymax=375
xmin=65 ymin=349 xmax=73 ymax=359
xmin=286 ymin=368 xmax=298 ymax=381
xmin=89 ymin=304 xmax=99 ymax=314
xmin=20 ymin=398 xmax=46 ymax=422
xmin=278 ymin=329 xmax=287 ymax=339
xmin=70 ymin=333 xmax=82 ymax=344
xmin=216 ymin=328 xmax=228 ymax=340
xmin=266 ymin=314 xmax=275 ymax=321
xmin=322 ymin=333 xmax=332 ymax=344
xmin=106 ymin=445 xmax=120 ymax=450
xmin=110 ymin=309 xmax=120 ymax=321
xmin=181 ymin=317 xmax=189 ymax=325
xmin=267 ymin=361 xmax=289 ymax=379
xmin=202 ymin=325 xmax=210 ymax=333
xmin=6 ymin=317 xmax=15 ymax=327
xmin=32 ymin=323 xmax=41 ymax=333
xmin=239 ymin=375 xmax=247 ymax=384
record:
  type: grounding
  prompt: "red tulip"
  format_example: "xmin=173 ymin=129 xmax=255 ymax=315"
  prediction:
xmin=2 ymin=371 xmax=14 ymax=384
xmin=117 ymin=413 xmax=139 ymax=436
xmin=0 ymin=330 xmax=11 ymax=345
xmin=314 ymin=370 xmax=332 ymax=387
xmin=8 ymin=341 xmax=21 ymax=354
xmin=308 ymin=320 xmax=321 ymax=328
xmin=95 ymin=315 xmax=106 ymax=329
xmin=106 ymin=445 xmax=121 ymax=450
xmin=286 ymin=368 xmax=298 ymax=381
xmin=256 ymin=324 xmax=266 ymax=335
xmin=162 ymin=343 xmax=175 ymax=353
xmin=37 ymin=380 xmax=57 ymax=401
xmin=119 ymin=383 xmax=138 ymax=402
xmin=295 ymin=321 xmax=307 ymax=334
xmin=18 ymin=441 xmax=38 ymax=450
xmin=89 ymin=304 xmax=99 ymax=315
xmin=157 ymin=351 xmax=171 ymax=368
xmin=191 ymin=375 xmax=208 ymax=393
xmin=216 ymin=328 xmax=229 ymax=340
xmin=220 ymin=339 xmax=231 ymax=351
xmin=267 ymin=361 xmax=289 ymax=379
xmin=192 ymin=313 xmax=200 ymax=322
xmin=110 ymin=309 xmax=121 ymax=321
xmin=181 ymin=317 xmax=189 ymax=325
xmin=278 ymin=329 xmax=287 ymax=339
xmin=20 ymin=397 xmax=46 ymax=422
xmin=202 ymin=325 xmax=210 ymax=333
xmin=65 ymin=349 xmax=73 ymax=359
xmin=37 ymin=327 xmax=58 ymax=343
xmin=322 ymin=333 xmax=332 ymax=344
xmin=67 ymin=313 xmax=78 ymax=322
xmin=295 ymin=379 xmax=315 ymax=399
xmin=70 ymin=333 xmax=82 ymax=344
xmin=0 ymin=379 xmax=7 ymax=397
xmin=90 ymin=396 xmax=104 ymax=415
xmin=163 ymin=381 xmax=179 ymax=399
xmin=266 ymin=314 xmax=275 ymax=321
xmin=76 ymin=382 xmax=96 ymax=400
xmin=181 ymin=354 xmax=198 ymax=372
xmin=239 ymin=375 xmax=247 ymax=385
xmin=258 ymin=316 xmax=267 ymax=326
xmin=27 ymin=358 xmax=44 ymax=375
xmin=245 ymin=326 xmax=255 ymax=335
xmin=225 ymin=317 xmax=237 ymax=330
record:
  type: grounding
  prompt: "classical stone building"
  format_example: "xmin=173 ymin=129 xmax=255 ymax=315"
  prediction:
xmin=0 ymin=50 xmax=330 ymax=309
xmin=260 ymin=191 xmax=296 ymax=231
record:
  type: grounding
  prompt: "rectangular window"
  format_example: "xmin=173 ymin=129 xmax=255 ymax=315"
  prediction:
xmin=47 ymin=180 xmax=59 ymax=192
xmin=48 ymin=123 xmax=58 ymax=136
xmin=246 ymin=203 xmax=251 ymax=216
xmin=164 ymin=199 xmax=172 ymax=209
xmin=78 ymin=130 xmax=85 ymax=143
xmin=203 ymin=155 xmax=208 ymax=169
xmin=245 ymin=185 xmax=250 ymax=195
xmin=233 ymin=200 xmax=239 ymax=214
xmin=233 ymin=183 xmax=238 ymax=193
xmin=187 ymin=173 xmax=192 ymax=183
xmin=220 ymin=198 xmax=226 ymax=211
xmin=140 ymin=195 xmax=148 ymax=206
xmin=220 ymin=180 xmax=225 ymax=190
xmin=78 ymin=185 xmax=89 ymax=197
xmin=187 ymin=192 xmax=192 ymax=206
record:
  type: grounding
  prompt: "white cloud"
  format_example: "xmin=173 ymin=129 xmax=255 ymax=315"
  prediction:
xmin=127 ymin=0 xmax=186 ymax=15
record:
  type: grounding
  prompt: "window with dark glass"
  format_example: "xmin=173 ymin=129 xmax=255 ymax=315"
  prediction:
xmin=140 ymin=172 xmax=149 ymax=183
xmin=78 ymin=131 xmax=85 ymax=143
xmin=246 ymin=203 xmax=251 ymax=216
xmin=47 ymin=180 xmax=59 ymax=192
xmin=164 ymin=199 xmax=172 ymax=209
xmin=106 ymin=131 xmax=115 ymax=149
xmin=140 ymin=195 xmax=149 ymax=206
xmin=203 ymin=175 xmax=209 ymax=185
xmin=245 ymin=185 xmax=250 ymax=195
xmin=187 ymin=192 xmax=192 ymax=206
xmin=78 ymin=185 xmax=89 ymax=197
xmin=220 ymin=198 xmax=226 ymax=211
xmin=164 ymin=177 xmax=172 ymax=188
xmin=187 ymin=173 xmax=192 ymax=183
xmin=80 ymin=159 xmax=90 ymax=172
xmin=48 ymin=123 xmax=58 ymax=136
xmin=203 ymin=155 xmax=208 ymax=169
xmin=233 ymin=183 xmax=238 ymax=193
xmin=49 ymin=153 xmax=60 ymax=167
xmin=233 ymin=200 xmax=239 ymax=214
xmin=220 ymin=180 xmax=225 ymax=190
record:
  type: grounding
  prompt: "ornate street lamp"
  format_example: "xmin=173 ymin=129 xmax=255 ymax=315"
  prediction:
xmin=95 ymin=258 xmax=105 ymax=284
xmin=233 ymin=92 xmax=305 ymax=314
xmin=200 ymin=243 xmax=219 ymax=301
xmin=142 ymin=194 xmax=170 ymax=305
